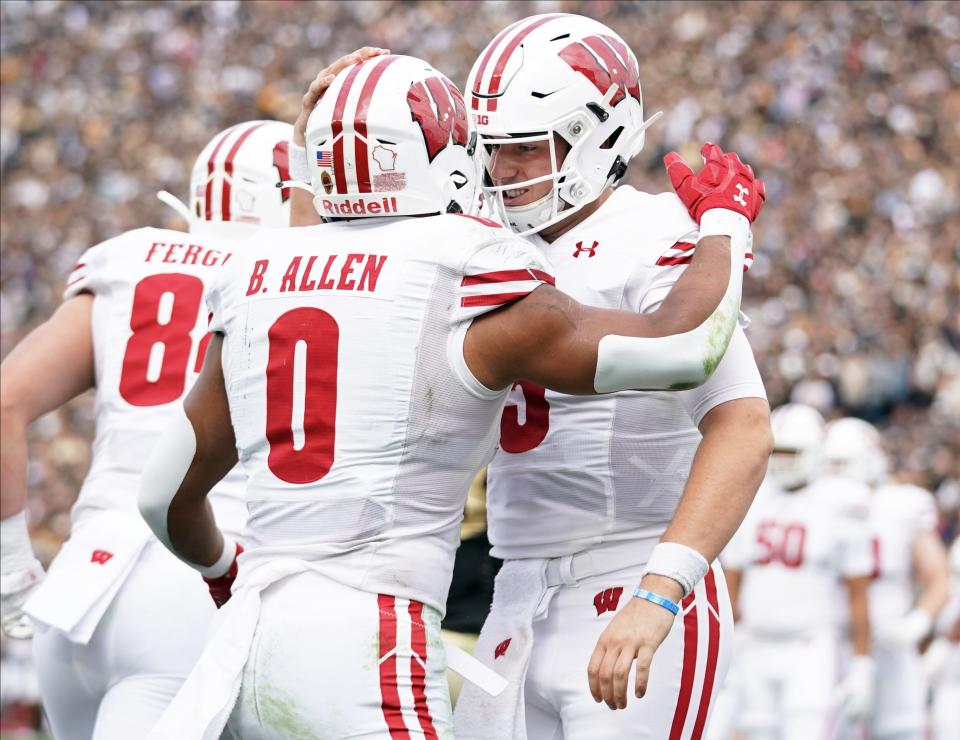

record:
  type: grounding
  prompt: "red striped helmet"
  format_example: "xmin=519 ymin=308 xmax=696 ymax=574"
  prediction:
xmin=823 ymin=418 xmax=888 ymax=486
xmin=186 ymin=120 xmax=293 ymax=236
xmin=305 ymin=55 xmax=479 ymax=220
xmin=467 ymin=14 xmax=660 ymax=235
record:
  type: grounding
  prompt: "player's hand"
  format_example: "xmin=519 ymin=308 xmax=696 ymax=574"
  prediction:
xmin=202 ymin=542 xmax=244 ymax=609
xmin=587 ymin=575 xmax=680 ymax=710
xmin=0 ymin=560 xmax=45 ymax=639
xmin=294 ymin=47 xmax=391 ymax=145
xmin=834 ymin=654 xmax=875 ymax=721
xmin=664 ymin=143 xmax=765 ymax=225
xmin=876 ymin=607 xmax=933 ymax=649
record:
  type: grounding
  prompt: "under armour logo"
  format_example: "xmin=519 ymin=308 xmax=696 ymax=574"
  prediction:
xmin=573 ymin=240 xmax=598 ymax=258
xmin=90 ymin=549 xmax=113 ymax=565
xmin=733 ymin=183 xmax=749 ymax=207
xmin=593 ymin=587 xmax=624 ymax=616
xmin=494 ymin=638 xmax=512 ymax=659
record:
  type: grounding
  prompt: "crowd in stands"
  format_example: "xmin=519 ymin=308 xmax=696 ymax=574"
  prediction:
xmin=1 ymin=0 xmax=957 ymax=557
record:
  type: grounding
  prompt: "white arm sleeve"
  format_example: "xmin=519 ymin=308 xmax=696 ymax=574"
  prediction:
xmin=138 ymin=404 xmax=197 ymax=553
xmin=594 ymin=210 xmax=748 ymax=393
xmin=678 ymin=326 xmax=767 ymax=426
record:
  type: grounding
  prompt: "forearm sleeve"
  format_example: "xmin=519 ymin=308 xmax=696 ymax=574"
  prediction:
xmin=138 ymin=405 xmax=197 ymax=553
xmin=594 ymin=211 xmax=747 ymax=393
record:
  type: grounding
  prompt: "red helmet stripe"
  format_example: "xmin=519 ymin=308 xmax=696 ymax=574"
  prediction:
xmin=221 ymin=122 xmax=266 ymax=222
xmin=204 ymin=125 xmax=239 ymax=221
xmin=353 ymin=55 xmax=400 ymax=193
xmin=331 ymin=64 xmax=365 ymax=195
xmin=485 ymin=14 xmax=563 ymax=112
xmin=470 ymin=19 xmax=524 ymax=110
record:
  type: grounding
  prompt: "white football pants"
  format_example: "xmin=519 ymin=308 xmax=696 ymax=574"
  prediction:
xmin=31 ymin=540 xmax=216 ymax=740
xmin=225 ymin=570 xmax=453 ymax=739
xmin=479 ymin=558 xmax=732 ymax=740
xmin=739 ymin=630 xmax=842 ymax=740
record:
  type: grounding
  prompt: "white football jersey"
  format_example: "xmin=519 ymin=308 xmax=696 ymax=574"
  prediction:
xmin=868 ymin=483 xmax=939 ymax=631
xmin=485 ymin=186 xmax=766 ymax=559
xmin=725 ymin=476 xmax=873 ymax=636
xmin=63 ymin=227 xmax=247 ymax=535
xmin=207 ymin=213 xmax=552 ymax=613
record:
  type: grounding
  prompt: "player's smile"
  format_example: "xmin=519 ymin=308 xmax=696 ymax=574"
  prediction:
xmin=488 ymin=136 xmax=570 ymax=207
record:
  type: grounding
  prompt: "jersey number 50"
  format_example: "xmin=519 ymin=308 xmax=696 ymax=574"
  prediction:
xmin=755 ymin=520 xmax=806 ymax=568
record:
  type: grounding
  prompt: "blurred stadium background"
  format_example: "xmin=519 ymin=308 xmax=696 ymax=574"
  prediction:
xmin=1 ymin=0 xmax=957 ymax=736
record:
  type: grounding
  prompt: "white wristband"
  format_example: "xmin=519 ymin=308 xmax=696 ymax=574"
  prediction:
xmin=0 ymin=511 xmax=38 ymax=574
xmin=289 ymin=141 xmax=310 ymax=183
xmin=196 ymin=535 xmax=238 ymax=579
xmin=698 ymin=208 xmax=750 ymax=241
xmin=643 ymin=542 xmax=710 ymax=598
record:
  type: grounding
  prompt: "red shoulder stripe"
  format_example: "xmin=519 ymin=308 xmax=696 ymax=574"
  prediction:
xmin=461 ymin=290 xmax=531 ymax=308
xmin=462 ymin=269 xmax=554 ymax=287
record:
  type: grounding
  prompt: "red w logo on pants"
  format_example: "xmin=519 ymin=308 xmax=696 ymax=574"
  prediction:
xmin=559 ymin=35 xmax=641 ymax=107
xmin=494 ymin=638 xmax=512 ymax=659
xmin=407 ymin=76 xmax=469 ymax=162
xmin=90 ymin=549 xmax=113 ymax=565
xmin=593 ymin=587 xmax=623 ymax=616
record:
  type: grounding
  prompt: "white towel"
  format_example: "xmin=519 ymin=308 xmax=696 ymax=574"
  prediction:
xmin=145 ymin=556 xmax=313 ymax=740
xmin=25 ymin=512 xmax=151 ymax=644
xmin=454 ymin=559 xmax=551 ymax=740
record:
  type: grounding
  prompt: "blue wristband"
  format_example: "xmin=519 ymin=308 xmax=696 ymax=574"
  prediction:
xmin=633 ymin=588 xmax=680 ymax=616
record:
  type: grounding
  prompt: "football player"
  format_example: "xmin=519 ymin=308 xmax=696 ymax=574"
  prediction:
xmin=724 ymin=404 xmax=875 ymax=740
xmin=824 ymin=417 xmax=950 ymax=740
xmin=137 ymin=53 xmax=761 ymax=739
xmin=436 ymin=13 xmax=771 ymax=740
xmin=0 ymin=120 xmax=292 ymax=739
xmin=928 ymin=537 xmax=960 ymax=740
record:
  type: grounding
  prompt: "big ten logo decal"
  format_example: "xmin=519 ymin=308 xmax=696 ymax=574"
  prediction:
xmin=559 ymin=35 xmax=640 ymax=107
xmin=593 ymin=587 xmax=623 ymax=616
xmin=407 ymin=75 xmax=469 ymax=161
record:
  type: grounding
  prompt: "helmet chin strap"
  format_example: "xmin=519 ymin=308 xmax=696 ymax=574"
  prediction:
xmin=503 ymin=190 xmax=554 ymax=232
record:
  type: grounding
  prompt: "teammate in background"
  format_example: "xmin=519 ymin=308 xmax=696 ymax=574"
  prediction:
xmin=138 ymin=54 xmax=761 ymax=739
xmin=724 ymin=404 xmax=874 ymax=740
xmin=438 ymin=14 xmax=772 ymax=740
xmin=823 ymin=417 xmax=949 ymax=740
xmin=927 ymin=538 xmax=960 ymax=740
xmin=0 ymin=120 xmax=292 ymax=739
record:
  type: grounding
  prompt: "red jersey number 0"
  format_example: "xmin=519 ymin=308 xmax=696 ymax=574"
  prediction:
xmin=265 ymin=307 xmax=339 ymax=484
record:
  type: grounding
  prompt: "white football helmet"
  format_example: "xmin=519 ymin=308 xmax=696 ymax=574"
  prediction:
xmin=304 ymin=54 xmax=479 ymax=220
xmin=769 ymin=403 xmax=826 ymax=491
xmin=466 ymin=13 xmax=661 ymax=235
xmin=159 ymin=120 xmax=294 ymax=237
xmin=823 ymin=417 xmax=889 ymax=486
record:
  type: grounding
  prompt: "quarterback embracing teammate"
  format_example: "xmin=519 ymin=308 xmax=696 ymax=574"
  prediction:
xmin=2 ymin=11 xmax=771 ymax=740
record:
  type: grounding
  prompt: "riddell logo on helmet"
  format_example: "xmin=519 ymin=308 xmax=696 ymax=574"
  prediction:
xmin=319 ymin=197 xmax=399 ymax=216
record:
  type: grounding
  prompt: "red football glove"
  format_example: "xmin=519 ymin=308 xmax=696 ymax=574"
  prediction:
xmin=664 ymin=142 xmax=765 ymax=224
xmin=202 ymin=542 xmax=244 ymax=609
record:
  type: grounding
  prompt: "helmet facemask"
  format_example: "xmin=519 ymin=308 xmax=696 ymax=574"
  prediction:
xmin=467 ymin=13 xmax=661 ymax=236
